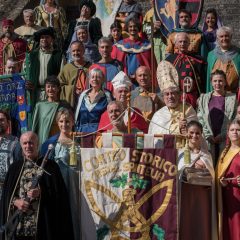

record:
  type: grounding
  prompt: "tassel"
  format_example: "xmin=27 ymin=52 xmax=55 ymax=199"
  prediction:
xmin=184 ymin=139 xmax=190 ymax=165
xmin=69 ymin=134 xmax=77 ymax=166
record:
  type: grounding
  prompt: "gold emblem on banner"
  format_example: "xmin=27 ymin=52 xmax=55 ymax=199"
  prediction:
xmin=19 ymin=111 xmax=26 ymax=121
xmin=85 ymin=179 xmax=173 ymax=239
xmin=159 ymin=0 xmax=177 ymax=29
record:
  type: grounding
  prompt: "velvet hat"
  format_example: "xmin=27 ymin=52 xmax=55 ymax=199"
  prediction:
xmin=79 ymin=0 xmax=96 ymax=17
xmin=34 ymin=27 xmax=55 ymax=42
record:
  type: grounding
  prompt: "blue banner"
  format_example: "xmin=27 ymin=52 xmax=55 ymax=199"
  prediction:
xmin=0 ymin=74 xmax=29 ymax=132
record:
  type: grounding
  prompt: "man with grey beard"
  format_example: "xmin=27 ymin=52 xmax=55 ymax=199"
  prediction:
xmin=58 ymin=40 xmax=91 ymax=108
xmin=0 ymin=19 xmax=27 ymax=75
xmin=0 ymin=110 xmax=21 ymax=200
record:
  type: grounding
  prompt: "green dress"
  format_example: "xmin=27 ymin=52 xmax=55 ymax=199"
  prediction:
xmin=32 ymin=100 xmax=70 ymax=146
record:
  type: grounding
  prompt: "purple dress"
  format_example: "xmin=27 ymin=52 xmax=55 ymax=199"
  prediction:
xmin=202 ymin=11 xmax=223 ymax=51
xmin=208 ymin=95 xmax=225 ymax=159
xmin=203 ymin=30 xmax=217 ymax=51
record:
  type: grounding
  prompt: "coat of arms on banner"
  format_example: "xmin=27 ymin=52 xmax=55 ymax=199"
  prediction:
xmin=154 ymin=0 xmax=179 ymax=39
xmin=81 ymin=147 xmax=178 ymax=239
xmin=178 ymin=0 xmax=204 ymax=28
xmin=154 ymin=0 xmax=204 ymax=39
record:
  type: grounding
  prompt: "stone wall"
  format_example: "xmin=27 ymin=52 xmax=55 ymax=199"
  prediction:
xmin=202 ymin=0 xmax=240 ymax=46
xmin=0 ymin=0 xmax=29 ymax=22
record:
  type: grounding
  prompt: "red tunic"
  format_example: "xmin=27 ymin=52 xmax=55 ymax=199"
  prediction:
xmin=222 ymin=153 xmax=240 ymax=240
xmin=97 ymin=107 xmax=148 ymax=133
xmin=111 ymin=38 xmax=156 ymax=82
xmin=111 ymin=38 xmax=158 ymax=89
xmin=0 ymin=37 xmax=27 ymax=74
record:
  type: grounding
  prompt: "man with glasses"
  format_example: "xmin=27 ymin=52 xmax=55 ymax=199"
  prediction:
xmin=148 ymin=66 xmax=198 ymax=148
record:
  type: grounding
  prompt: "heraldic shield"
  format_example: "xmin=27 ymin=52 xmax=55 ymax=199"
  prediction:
xmin=154 ymin=0 xmax=204 ymax=39
xmin=154 ymin=0 xmax=179 ymax=39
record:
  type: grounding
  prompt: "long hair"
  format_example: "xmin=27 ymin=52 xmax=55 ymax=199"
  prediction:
xmin=219 ymin=119 xmax=240 ymax=163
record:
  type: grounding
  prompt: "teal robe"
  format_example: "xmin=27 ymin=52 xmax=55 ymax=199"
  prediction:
xmin=32 ymin=100 xmax=70 ymax=146
xmin=206 ymin=49 xmax=240 ymax=92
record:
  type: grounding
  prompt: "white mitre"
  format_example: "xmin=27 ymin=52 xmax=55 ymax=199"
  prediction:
xmin=112 ymin=71 xmax=132 ymax=90
xmin=157 ymin=60 xmax=179 ymax=91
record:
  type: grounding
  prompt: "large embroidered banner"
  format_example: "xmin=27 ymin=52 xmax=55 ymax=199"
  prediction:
xmin=80 ymin=145 xmax=178 ymax=239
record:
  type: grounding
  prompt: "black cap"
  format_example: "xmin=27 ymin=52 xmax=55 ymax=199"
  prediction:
xmin=79 ymin=0 xmax=96 ymax=17
xmin=34 ymin=27 xmax=55 ymax=42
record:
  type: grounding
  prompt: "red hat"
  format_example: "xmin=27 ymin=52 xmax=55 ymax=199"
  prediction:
xmin=2 ymin=19 xmax=14 ymax=27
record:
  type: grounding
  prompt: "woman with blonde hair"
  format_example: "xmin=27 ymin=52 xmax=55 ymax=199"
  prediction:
xmin=75 ymin=68 xmax=112 ymax=132
xmin=41 ymin=108 xmax=80 ymax=240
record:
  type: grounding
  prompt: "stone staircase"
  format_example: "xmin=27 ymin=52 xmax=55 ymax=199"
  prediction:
xmin=0 ymin=0 xmax=30 ymax=22
xmin=0 ymin=0 xmax=36 ymax=35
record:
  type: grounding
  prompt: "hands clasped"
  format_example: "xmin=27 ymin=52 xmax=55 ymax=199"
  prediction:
xmin=14 ymin=187 xmax=41 ymax=212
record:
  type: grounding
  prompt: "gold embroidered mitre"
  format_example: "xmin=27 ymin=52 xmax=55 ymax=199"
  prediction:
xmin=157 ymin=60 xmax=179 ymax=91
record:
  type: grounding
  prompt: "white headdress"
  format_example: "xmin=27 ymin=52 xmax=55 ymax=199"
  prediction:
xmin=112 ymin=71 xmax=132 ymax=90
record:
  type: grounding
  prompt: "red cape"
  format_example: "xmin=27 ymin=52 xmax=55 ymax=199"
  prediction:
xmin=98 ymin=107 xmax=148 ymax=133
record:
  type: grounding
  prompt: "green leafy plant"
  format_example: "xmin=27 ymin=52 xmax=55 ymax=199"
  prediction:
xmin=131 ymin=173 xmax=149 ymax=189
xmin=152 ymin=224 xmax=165 ymax=240
xmin=110 ymin=173 xmax=149 ymax=190
xmin=109 ymin=173 xmax=128 ymax=188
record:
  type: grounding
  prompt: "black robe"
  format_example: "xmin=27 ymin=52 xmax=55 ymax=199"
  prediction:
xmin=165 ymin=53 xmax=206 ymax=108
xmin=0 ymin=158 xmax=74 ymax=240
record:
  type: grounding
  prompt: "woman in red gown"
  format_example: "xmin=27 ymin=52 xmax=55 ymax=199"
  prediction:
xmin=216 ymin=119 xmax=240 ymax=240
